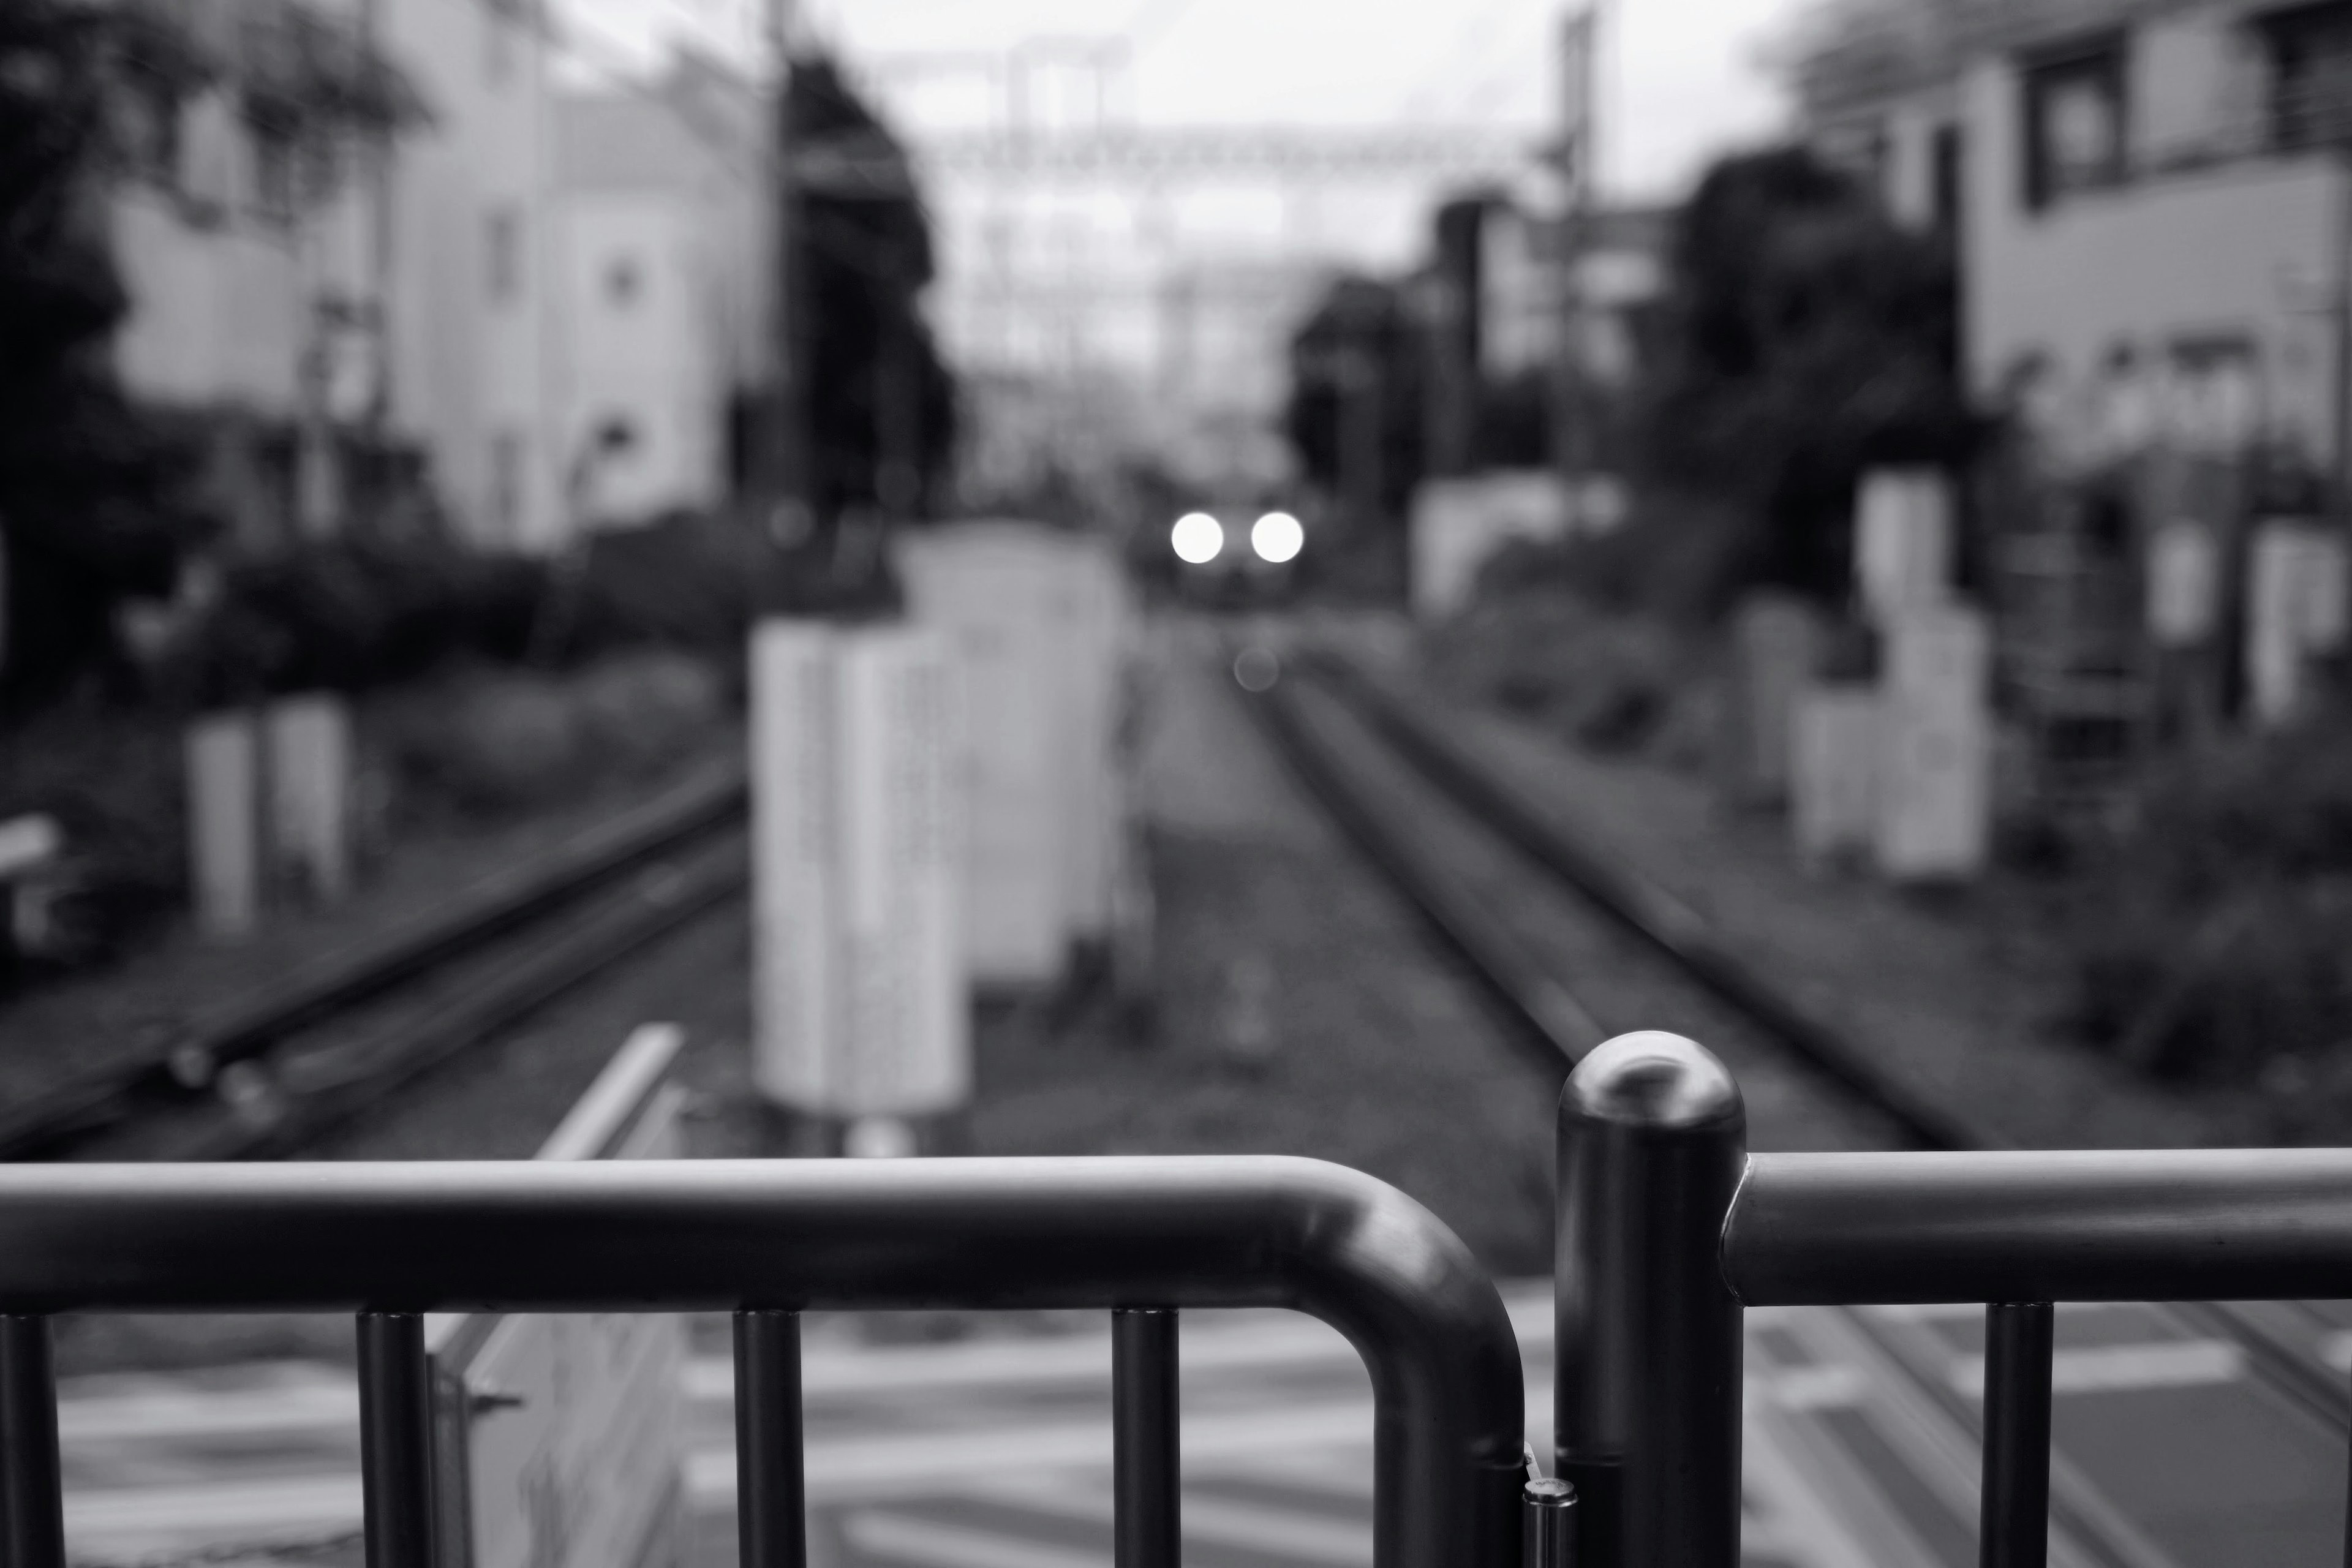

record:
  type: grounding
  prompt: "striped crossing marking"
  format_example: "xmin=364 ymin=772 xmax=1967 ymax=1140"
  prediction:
xmin=55 ymin=1287 xmax=1864 ymax=1568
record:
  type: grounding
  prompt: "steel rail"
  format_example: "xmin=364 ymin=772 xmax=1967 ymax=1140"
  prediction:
xmin=1235 ymin=655 xmax=1605 ymax=1063
xmin=1296 ymin=651 xmax=1977 ymax=1152
xmin=0 ymin=1156 xmax=1528 ymax=1568
xmin=1297 ymin=650 xmax=2352 ymax=1428
xmin=163 ymin=837 xmax=745 ymax=1161
xmin=0 ymin=760 xmax=746 ymax=1162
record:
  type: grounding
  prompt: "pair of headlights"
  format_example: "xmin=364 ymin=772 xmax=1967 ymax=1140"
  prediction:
xmin=1171 ymin=511 xmax=1304 ymax=566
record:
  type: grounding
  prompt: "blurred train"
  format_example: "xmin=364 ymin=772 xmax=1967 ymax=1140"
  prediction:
xmin=1162 ymin=505 xmax=1307 ymax=610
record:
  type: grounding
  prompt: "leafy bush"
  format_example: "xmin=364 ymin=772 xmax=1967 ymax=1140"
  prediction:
xmin=0 ymin=699 xmax=186 ymax=961
xmin=2066 ymin=717 xmax=2352 ymax=1082
xmin=369 ymin=652 xmax=725 ymax=821
xmin=161 ymin=511 xmax=793 ymax=707
xmin=1426 ymin=588 xmax=1696 ymax=756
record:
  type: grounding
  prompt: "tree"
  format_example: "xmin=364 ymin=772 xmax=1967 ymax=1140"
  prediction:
xmin=786 ymin=55 xmax=957 ymax=531
xmin=1632 ymin=145 xmax=1973 ymax=605
xmin=0 ymin=0 xmax=216 ymax=710
xmin=1285 ymin=276 xmax=1427 ymax=514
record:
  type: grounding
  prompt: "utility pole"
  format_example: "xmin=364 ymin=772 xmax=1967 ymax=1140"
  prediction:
xmin=762 ymin=0 xmax=808 ymax=537
xmin=1553 ymin=2 xmax=1600 ymax=529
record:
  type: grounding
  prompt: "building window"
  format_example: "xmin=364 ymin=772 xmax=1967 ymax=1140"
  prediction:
xmin=2021 ymin=37 xmax=2129 ymax=210
xmin=491 ymin=430 xmax=525 ymax=538
xmin=2262 ymin=2 xmax=2352 ymax=152
xmin=605 ymin=255 xmax=641 ymax=306
xmin=1931 ymin=123 xmax=1964 ymax=235
xmin=486 ymin=206 xmax=522 ymax=304
xmin=251 ymin=121 xmax=298 ymax=224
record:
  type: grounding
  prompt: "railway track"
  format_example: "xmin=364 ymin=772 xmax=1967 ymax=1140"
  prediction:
xmin=1 ymin=760 xmax=748 ymax=1163
xmin=1234 ymin=634 xmax=2352 ymax=1568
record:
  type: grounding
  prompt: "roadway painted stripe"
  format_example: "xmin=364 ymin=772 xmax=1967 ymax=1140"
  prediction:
xmin=688 ymin=1402 xmax=1378 ymax=1505
xmin=843 ymin=1510 xmax=1108 ymax=1568
xmin=1947 ymin=1339 xmax=2242 ymax=1397
xmin=1861 ymin=1303 xmax=1987 ymax=1324
xmin=64 ymin=1474 xmax=361 ymax=1548
xmin=1764 ymin=1365 xmax=1868 ymax=1411
xmin=986 ymin=1475 xmax=1372 ymax=1566
xmin=59 ymin=1383 xmax=359 ymax=1444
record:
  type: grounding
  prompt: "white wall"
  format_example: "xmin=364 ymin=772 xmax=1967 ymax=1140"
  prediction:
xmin=377 ymin=0 xmax=559 ymax=551
xmin=555 ymin=195 xmax=726 ymax=522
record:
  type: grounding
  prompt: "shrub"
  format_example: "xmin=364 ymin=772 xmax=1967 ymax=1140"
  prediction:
xmin=2065 ymin=714 xmax=2352 ymax=1083
xmin=1426 ymin=590 xmax=1694 ymax=756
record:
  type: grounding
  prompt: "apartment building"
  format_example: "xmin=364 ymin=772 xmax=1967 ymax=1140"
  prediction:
xmin=1801 ymin=0 xmax=2352 ymax=796
xmin=108 ymin=0 xmax=562 ymax=552
xmin=551 ymin=50 xmax=771 ymax=527
xmin=1811 ymin=0 xmax=2350 ymax=473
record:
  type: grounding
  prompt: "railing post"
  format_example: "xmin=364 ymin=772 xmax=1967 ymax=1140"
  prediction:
xmin=357 ymin=1311 xmax=435 ymax=1568
xmin=736 ymin=1309 xmax=806 ymax=1568
xmin=0 ymin=1316 xmax=62 ymax=1568
xmin=1980 ymin=1302 xmax=2054 ymax=1568
xmin=1523 ymin=1477 xmax=1578 ymax=1568
xmin=1113 ymin=1308 xmax=1180 ymax=1568
xmin=1556 ymin=1032 xmax=1746 ymax=1568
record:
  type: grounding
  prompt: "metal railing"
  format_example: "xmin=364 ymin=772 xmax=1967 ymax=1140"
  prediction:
xmin=1556 ymin=1030 xmax=2352 ymax=1568
xmin=0 ymin=1156 xmax=1528 ymax=1568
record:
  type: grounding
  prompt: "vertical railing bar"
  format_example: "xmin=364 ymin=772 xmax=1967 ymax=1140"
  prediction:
xmin=1113 ymin=1308 xmax=1180 ymax=1568
xmin=1979 ymin=1302 xmax=2055 ymax=1568
xmin=357 ymin=1311 xmax=435 ymax=1568
xmin=2342 ymin=1336 xmax=2352 ymax=1568
xmin=0 ymin=1316 xmax=64 ymax=1568
xmin=736 ymin=1308 xmax=806 ymax=1568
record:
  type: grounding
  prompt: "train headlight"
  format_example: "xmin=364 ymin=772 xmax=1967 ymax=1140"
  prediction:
xmin=1172 ymin=512 xmax=1224 ymax=565
xmin=1251 ymin=511 xmax=1303 ymax=565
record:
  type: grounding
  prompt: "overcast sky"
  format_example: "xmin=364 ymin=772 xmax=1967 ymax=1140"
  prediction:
xmin=569 ymin=0 xmax=1804 ymax=201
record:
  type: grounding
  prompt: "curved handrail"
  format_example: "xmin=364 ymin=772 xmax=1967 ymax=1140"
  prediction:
xmin=0 ymin=1155 xmax=1525 ymax=1568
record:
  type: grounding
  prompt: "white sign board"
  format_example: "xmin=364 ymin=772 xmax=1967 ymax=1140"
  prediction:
xmin=834 ymin=626 xmax=967 ymax=1116
xmin=1856 ymin=469 xmax=1953 ymax=624
xmin=749 ymin=620 xmax=838 ymax=1109
xmin=1874 ymin=606 xmax=1991 ymax=880
xmin=1792 ymin=685 xmax=1879 ymax=867
xmin=187 ymin=710 xmax=261 ymax=942
xmin=265 ymin=693 xmax=353 ymax=905
xmin=1409 ymin=471 xmax=1574 ymax=622
xmin=2146 ymin=521 xmax=2220 ymax=648
xmin=431 ymin=1025 xmax=690 ymax=1568
xmin=1056 ymin=543 xmax=1131 ymax=947
xmin=748 ymin=618 xmax=970 ymax=1116
xmin=1722 ymin=594 xmax=1823 ymax=807
xmin=2246 ymin=521 xmax=2349 ymax=726
xmin=899 ymin=522 xmax=1128 ymax=984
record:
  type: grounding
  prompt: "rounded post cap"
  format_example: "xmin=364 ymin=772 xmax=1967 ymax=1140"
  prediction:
xmin=1523 ymin=1477 xmax=1577 ymax=1506
xmin=1561 ymin=1031 xmax=1742 ymax=1132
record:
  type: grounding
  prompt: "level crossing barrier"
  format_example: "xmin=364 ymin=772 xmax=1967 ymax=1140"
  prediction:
xmin=1559 ymin=1030 xmax=2352 ymax=1568
xmin=0 ymin=1156 xmax=1528 ymax=1568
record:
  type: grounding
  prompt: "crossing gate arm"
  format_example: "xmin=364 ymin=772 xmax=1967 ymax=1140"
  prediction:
xmin=0 ymin=1155 xmax=1526 ymax=1568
